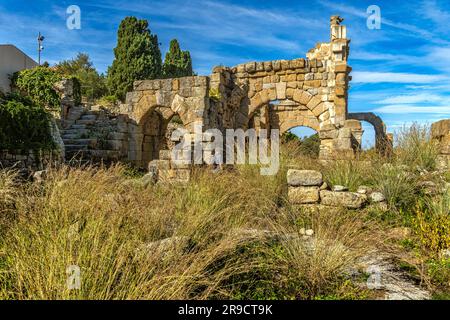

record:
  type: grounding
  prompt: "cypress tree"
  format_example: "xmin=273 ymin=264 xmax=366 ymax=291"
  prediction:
xmin=107 ymin=17 xmax=162 ymax=101
xmin=163 ymin=39 xmax=193 ymax=78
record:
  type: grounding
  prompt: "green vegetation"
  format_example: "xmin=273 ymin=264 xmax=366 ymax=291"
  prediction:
xmin=0 ymin=93 xmax=54 ymax=150
xmin=11 ymin=67 xmax=62 ymax=110
xmin=107 ymin=17 xmax=162 ymax=101
xmin=55 ymin=53 xmax=108 ymax=102
xmin=281 ymin=132 xmax=320 ymax=158
xmin=163 ymin=39 xmax=193 ymax=78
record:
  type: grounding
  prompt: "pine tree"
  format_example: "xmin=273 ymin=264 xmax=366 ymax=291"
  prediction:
xmin=163 ymin=39 xmax=193 ymax=78
xmin=107 ymin=17 xmax=162 ymax=101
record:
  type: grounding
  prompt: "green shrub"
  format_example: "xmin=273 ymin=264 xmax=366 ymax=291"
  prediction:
xmin=413 ymin=189 xmax=450 ymax=254
xmin=12 ymin=67 xmax=62 ymax=110
xmin=0 ymin=94 xmax=54 ymax=150
xmin=427 ymin=258 xmax=450 ymax=289
xmin=70 ymin=76 xmax=82 ymax=106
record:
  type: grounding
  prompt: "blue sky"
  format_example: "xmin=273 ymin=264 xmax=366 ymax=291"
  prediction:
xmin=1 ymin=0 xmax=450 ymax=146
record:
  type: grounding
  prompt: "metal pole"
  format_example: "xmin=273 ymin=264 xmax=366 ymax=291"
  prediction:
xmin=38 ymin=32 xmax=41 ymax=65
xmin=37 ymin=32 xmax=44 ymax=66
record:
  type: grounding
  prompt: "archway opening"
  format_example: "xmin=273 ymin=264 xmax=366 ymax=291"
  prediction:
xmin=360 ymin=121 xmax=376 ymax=151
xmin=141 ymin=110 xmax=165 ymax=167
xmin=282 ymin=126 xmax=320 ymax=159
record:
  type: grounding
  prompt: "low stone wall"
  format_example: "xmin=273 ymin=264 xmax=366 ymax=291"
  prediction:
xmin=147 ymin=149 xmax=191 ymax=184
xmin=0 ymin=149 xmax=62 ymax=172
xmin=287 ymin=169 xmax=387 ymax=209
xmin=431 ymin=119 xmax=450 ymax=170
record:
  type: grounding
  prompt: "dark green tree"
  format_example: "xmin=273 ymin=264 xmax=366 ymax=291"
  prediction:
xmin=107 ymin=17 xmax=162 ymax=101
xmin=55 ymin=53 xmax=107 ymax=101
xmin=163 ymin=39 xmax=193 ymax=78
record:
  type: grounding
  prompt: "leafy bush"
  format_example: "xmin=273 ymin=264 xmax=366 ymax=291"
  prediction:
xmin=12 ymin=67 xmax=62 ymax=110
xmin=427 ymin=258 xmax=450 ymax=289
xmin=413 ymin=190 xmax=450 ymax=254
xmin=0 ymin=94 xmax=54 ymax=150
xmin=54 ymin=53 xmax=108 ymax=101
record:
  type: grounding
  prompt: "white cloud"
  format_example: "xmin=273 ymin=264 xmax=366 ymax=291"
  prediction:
xmin=352 ymin=71 xmax=448 ymax=83
xmin=317 ymin=0 xmax=450 ymax=45
xmin=372 ymin=104 xmax=450 ymax=114
xmin=376 ymin=93 xmax=447 ymax=104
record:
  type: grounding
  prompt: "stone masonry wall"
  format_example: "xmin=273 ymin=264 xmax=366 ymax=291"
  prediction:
xmin=0 ymin=149 xmax=61 ymax=172
xmin=432 ymin=119 xmax=450 ymax=170
xmin=287 ymin=169 xmax=388 ymax=210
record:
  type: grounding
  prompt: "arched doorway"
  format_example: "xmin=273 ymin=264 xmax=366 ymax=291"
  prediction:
xmin=282 ymin=126 xmax=320 ymax=158
xmin=360 ymin=121 xmax=376 ymax=151
xmin=141 ymin=109 xmax=165 ymax=167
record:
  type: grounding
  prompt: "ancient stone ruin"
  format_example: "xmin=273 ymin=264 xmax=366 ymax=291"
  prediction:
xmin=432 ymin=119 xmax=450 ymax=170
xmin=57 ymin=16 xmax=398 ymax=180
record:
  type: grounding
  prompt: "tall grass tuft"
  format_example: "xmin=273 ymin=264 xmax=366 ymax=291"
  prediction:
xmin=395 ymin=123 xmax=440 ymax=171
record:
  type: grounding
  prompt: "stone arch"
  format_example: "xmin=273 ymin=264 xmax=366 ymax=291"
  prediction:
xmin=248 ymin=88 xmax=330 ymax=129
xmin=129 ymin=99 xmax=190 ymax=169
xmin=348 ymin=112 xmax=392 ymax=155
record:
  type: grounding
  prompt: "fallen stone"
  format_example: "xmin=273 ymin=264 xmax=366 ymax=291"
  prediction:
xmin=33 ymin=170 xmax=47 ymax=183
xmin=418 ymin=181 xmax=438 ymax=195
xmin=357 ymin=185 xmax=372 ymax=194
xmin=332 ymin=185 xmax=348 ymax=192
xmin=370 ymin=192 xmax=386 ymax=203
xmin=288 ymin=186 xmax=320 ymax=204
xmin=141 ymin=172 xmax=157 ymax=187
xmin=320 ymin=190 xmax=367 ymax=209
xmin=287 ymin=169 xmax=323 ymax=186
xmin=305 ymin=229 xmax=314 ymax=236
xmin=320 ymin=181 xmax=329 ymax=190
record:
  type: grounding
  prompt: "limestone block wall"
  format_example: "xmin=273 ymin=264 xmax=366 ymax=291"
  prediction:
xmin=287 ymin=169 xmax=387 ymax=210
xmin=122 ymin=76 xmax=210 ymax=168
xmin=203 ymin=15 xmax=356 ymax=160
xmin=0 ymin=149 xmax=62 ymax=172
xmin=431 ymin=119 xmax=450 ymax=170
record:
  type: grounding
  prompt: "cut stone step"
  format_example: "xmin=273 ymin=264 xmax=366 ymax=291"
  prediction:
xmin=80 ymin=114 xmax=97 ymax=121
xmin=62 ymin=138 xmax=97 ymax=146
xmin=64 ymin=145 xmax=88 ymax=152
xmin=70 ymin=124 xmax=87 ymax=129
xmin=62 ymin=134 xmax=83 ymax=140
xmin=61 ymin=129 xmax=90 ymax=135
xmin=76 ymin=119 xmax=96 ymax=125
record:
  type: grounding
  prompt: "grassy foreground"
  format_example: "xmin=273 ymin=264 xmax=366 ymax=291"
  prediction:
xmin=0 ymin=124 xmax=449 ymax=300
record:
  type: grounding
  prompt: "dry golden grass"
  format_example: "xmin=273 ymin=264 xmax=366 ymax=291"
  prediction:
xmin=0 ymin=160 xmax=381 ymax=300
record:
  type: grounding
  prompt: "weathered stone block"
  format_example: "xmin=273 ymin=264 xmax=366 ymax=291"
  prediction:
xmin=287 ymin=169 xmax=323 ymax=186
xmin=288 ymin=186 xmax=320 ymax=204
xmin=320 ymin=190 xmax=367 ymax=209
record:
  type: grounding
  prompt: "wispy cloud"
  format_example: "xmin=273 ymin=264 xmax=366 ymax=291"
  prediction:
xmin=376 ymin=93 xmax=449 ymax=104
xmin=317 ymin=0 xmax=450 ymax=45
xmin=352 ymin=71 xmax=448 ymax=83
xmin=373 ymin=104 xmax=450 ymax=114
